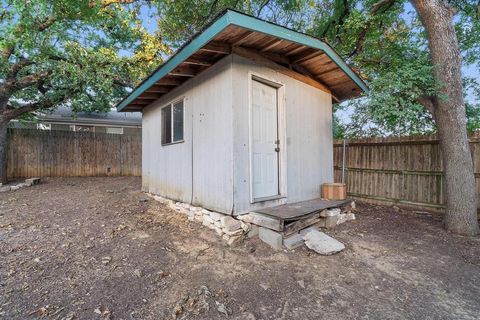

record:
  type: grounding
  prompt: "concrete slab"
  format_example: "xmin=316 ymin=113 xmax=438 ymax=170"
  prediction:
xmin=302 ymin=230 xmax=345 ymax=255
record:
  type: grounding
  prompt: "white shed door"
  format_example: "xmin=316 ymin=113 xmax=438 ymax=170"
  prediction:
xmin=251 ymin=79 xmax=279 ymax=200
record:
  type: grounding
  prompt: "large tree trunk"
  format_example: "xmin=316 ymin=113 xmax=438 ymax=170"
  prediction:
xmin=412 ymin=0 xmax=479 ymax=236
xmin=0 ymin=121 xmax=8 ymax=184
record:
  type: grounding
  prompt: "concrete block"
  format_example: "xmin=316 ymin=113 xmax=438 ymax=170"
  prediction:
xmin=283 ymin=233 xmax=304 ymax=250
xmin=259 ymin=227 xmax=283 ymax=250
xmin=302 ymin=230 xmax=345 ymax=255
xmin=247 ymin=225 xmax=259 ymax=238
xmin=247 ymin=212 xmax=282 ymax=231
xmin=325 ymin=215 xmax=340 ymax=228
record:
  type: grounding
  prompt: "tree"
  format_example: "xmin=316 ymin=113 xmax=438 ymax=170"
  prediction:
xmin=308 ymin=0 xmax=479 ymax=235
xmin=0 ymin=0 xmax=169 ymax=183
xmin=410 ymin=0 xmax=478 ymax=235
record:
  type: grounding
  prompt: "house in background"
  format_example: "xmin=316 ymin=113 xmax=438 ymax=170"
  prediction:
xmin=116 ymin=10 xmax=367 ymax=216
xmin=11 ymin=106 xmax=142 ymax=135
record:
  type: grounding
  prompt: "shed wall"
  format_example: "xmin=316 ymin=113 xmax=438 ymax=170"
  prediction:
xmin=231 ymin=54 xmax=334 ymax=214
xmin=142 ymin=56 xmax=234 ymax=212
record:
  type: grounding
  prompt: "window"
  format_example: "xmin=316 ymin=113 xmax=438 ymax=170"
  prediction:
xmin=70 ymin=125 xmax=94 ymax=132
xmin=162 ymin=100 xmax=184 ymax=145
xmin=37 ymin=123 xmax=51 ymax=130
xmin=106 ymin=127 xmax=124 ymax=135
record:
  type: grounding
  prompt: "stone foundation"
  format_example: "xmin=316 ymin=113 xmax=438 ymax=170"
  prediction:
xmin=0 ymin=178 xmax=41 ymax=193
xmin=148 ymin=193 xmax=356 ymax=251
xmin=147 ymin=194 xmax=251 ymax=246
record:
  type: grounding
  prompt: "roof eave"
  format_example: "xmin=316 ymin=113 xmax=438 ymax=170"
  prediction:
xmin=116 ymin=10 xmax=368 ymax=112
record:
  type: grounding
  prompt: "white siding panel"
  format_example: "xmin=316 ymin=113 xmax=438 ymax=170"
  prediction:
xmin=142 ymin=56 xmax=234 ymax=213
xmin=231 ymin=54 xmax=333 ymax=214
xmin=191 ymin=58 xmax=234 ymax=213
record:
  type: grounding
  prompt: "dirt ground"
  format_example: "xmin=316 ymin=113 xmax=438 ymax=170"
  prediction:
xmin=1 ymin=177 xmax=479 ymax=320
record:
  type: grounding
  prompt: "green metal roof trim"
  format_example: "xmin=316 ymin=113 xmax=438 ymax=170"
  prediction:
xmin=116 ymin=10 xmax=368 ymax=111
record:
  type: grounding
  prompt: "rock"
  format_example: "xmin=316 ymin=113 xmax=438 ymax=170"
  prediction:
xmin=202 ymin=220 xmax=212 ymax=228
xmin=350 ymin=201 xmax=356 ymax=210
xmin=283 ymin=233 xmax=304 ymax=250
xmin=133 ymin=269 xmax=143 ymax=278
xmin=190 ymin=206 xmax=202 ymax=212
xmin=302 ymin=230 xmax=345 ymax=255
xmin=319 ymin=208 xmax=341 ymax=217
xmin=216 ymin=301 xmax=232 ymax=316
xmin=223 ymin=228 xmax=243 ymax=236
xmin=240 ymin=222 xmax=250 ymax=232
xmin=138 ymin=198 xmax=148 ymax=203
xmin=101 ymin=256 xmax=112 ymax=265
xmin=208 ymin=211 xmax=224 ymax=221
xmin=213 ymin=226 xmax=224 ymax=236
xmin=194 ymin=214 xmax=204 ymax=222
xmin=227 ymin=234 xmax=243 ymax=246
xmin=203 ymin=215 xmax=215 ymax=225
xmin=258 ymin=227 xmax=283 ymax=250
xmin=236 ymin=213 xmax=253 ymax=223
xmin=0 ymin=186 xmax=11 ymax=192
xmin=10 ymin=185 xmax=20 ymax=191
xmin=220 ymin=216 xmax=241 ymax=232
xmin=297 ymin=280 xmax=305 ymax=289
xmin=222 ymin=234 xmax=230 ymax=242
xmin=392 ymin=205 xmax=400 ymax=212
xmin=337 ymin=213 xmax=356 ymax=225
xmin=25 ymin=177 xmax=41 ymax=185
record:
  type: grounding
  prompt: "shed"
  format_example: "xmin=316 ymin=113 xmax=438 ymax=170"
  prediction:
xmin=116 ymin=10 xmax=367 ymax=215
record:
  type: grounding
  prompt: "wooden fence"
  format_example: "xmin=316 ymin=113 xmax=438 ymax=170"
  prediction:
xmin=333 ymin=134 xmax=480 ymax=212
xmin=7 ymin=129 xmax=141 ymax=178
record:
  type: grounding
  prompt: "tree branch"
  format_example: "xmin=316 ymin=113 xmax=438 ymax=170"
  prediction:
xmin=7 ymin=57 xmax=34 ymax=79
xmin=348 ymin=0 xmax=397 ymax=58
xmin=1 ymin=46 xmax=14 ymax=60
xmin=3 ymin=98 xmax=56 ymax=121
xmin=417 ymin=95 xmax=436 ymax=120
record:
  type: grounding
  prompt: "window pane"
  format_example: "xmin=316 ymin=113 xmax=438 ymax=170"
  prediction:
xmin=162 ymin=106 xmax=172 ymax=144
xmin=173 ymin=101 xmax=184 ymax=142
xmin=106 ymin=127 xmax=123 ymax=135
